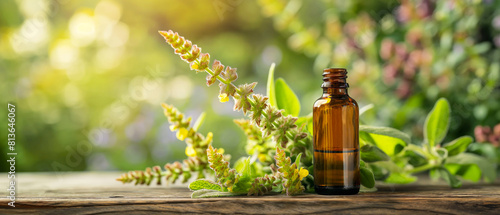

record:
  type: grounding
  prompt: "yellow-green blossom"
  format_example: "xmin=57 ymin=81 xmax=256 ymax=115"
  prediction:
xmin=176 ymin=127 xmax=189 ymax=141
xmin=219 ymin=93 xmax=229 ymax=103
xmin=299 ymin=167 xmax=309 ymax=180
xmin=185 ymin=145 xmax=196 ymax=157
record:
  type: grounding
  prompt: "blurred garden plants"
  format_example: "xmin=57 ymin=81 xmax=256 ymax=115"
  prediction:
xmin=257 ymin=0 xmax=500 ymax=141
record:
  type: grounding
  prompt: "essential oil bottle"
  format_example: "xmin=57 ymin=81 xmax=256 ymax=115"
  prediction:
xmin=313 ymin=68 xmax=360 ymax=195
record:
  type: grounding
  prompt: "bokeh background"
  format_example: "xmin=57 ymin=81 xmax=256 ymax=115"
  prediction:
xmin=1 ymin=0 xmax=499 ymax=172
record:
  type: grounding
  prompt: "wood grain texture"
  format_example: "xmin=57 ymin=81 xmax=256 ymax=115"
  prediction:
xmin=0 ymin=172 xmax=499 ymax=214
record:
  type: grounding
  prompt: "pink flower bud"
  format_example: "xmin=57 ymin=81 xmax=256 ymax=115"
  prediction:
xmin=494 ymin=124 xmax=500 ymax=135
xmin=380 ymin=39 xmax=395 ymax=60
xmin=475 ymin=126 xmax=488 ymax=142
xmin=212 ymin=60 xmax=224 ymax=75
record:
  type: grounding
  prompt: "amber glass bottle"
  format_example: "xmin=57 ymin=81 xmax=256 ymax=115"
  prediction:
xmin=313 ymin=68 xmax=359 ymax=195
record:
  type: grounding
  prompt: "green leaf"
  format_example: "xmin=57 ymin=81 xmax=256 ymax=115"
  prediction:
xmin=360 ymin=161 xmax=375 ymax=188
xmin=360 ymin=186 xmax=377 ymax=193
xmin=429 ymin=168 xmax=440 ymax=180
xmin=368 ymin=164 xmax=389 ymax=181
xmin=294 ymin=153 xmax=302 ymax=166
xmin=191 ymin=189 xmax=244 ymax=198
xmin=359 ymin=125 xmax=409 ymax=156
xmin=424 ymin=98 xmax=450 ymax=147
xmin=232 ymin=157 xmax=255 ymax=193
xmin=359 ymin=104 xmax=374 ymax=116
xmin=437 ymin=167 xmax=462 ymax=188
xmin=468 ymin=143 xmax=499 ymax=162
xmin=359 ymin=130 xmax=375 ymax=147
xmin=436 ymin=148 xmax=448 ymax=159
xmin=189 ymin=179 xmax=222 ymax=191
xmin=266 ymin=63 xmax=277 ymax=108
xmin=443 ymin=136 xmax=473 ymax=157
xmin=360 ymin=145 xmax=390 ymax=162
xmin=239 ymin=157 xmax=254 ymax=178
xmin=275 ymin=78 xmax=301 ymax=117
xmin=360 ymin=167 xmax=375 ymax=188
xmin=446 ymin=153 xmax=497 ymax=182
xmin=404 ymin=149 xmax=428 ymax=167
xmin=384 ymin=172 xmax=416 ymax=184
xmin=359 ymin=125 xmax=411 ymax=144
xmin=295 ymin=115 xmax=312 ymax=128
xmin=445 ymin=163 xmax=481 ymax=182
xmin=359 ymin=132 xmax=407 ymax=156
xmin=307 ymin=119 xmax=313 ymax=135
xmin=192 ymin=112 xmax=206 ymax=131
xmin=233 ymin=157 xmax=246 ymax=173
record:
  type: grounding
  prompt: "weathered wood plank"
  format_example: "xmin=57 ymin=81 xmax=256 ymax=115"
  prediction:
xmin=0 ymin=172 xmax=499 ymax=214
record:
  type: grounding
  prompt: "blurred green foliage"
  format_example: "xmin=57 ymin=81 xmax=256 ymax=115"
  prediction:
xmin=0 ymin=0 xmax=499 ymax=172
xmin=258 ymin=0 xmax=500 ymax=141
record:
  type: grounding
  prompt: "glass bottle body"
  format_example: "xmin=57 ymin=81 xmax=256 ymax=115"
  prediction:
xmin=313 ymin=69 xmax=360 ymax=195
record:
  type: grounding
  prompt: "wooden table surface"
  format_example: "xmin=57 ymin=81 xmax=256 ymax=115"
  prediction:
xmin=0 ymin=172 xmax=499 ymax=214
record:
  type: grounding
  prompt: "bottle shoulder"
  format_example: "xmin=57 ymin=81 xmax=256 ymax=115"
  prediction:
xmin=313 ymin=95 xmax=358 ymax=108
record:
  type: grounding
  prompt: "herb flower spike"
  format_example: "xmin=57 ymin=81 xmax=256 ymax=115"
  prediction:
xmin=274 ymin=147 xmax=306 ymax=195
xmin=158 ymin=30 xmax=242 ymax=100
xmin=117 ymin=103 xmax=218 ymax=185
xmin=159 ymin=30 xmax=310 ymax=153
xmin=207 ymin=145 xmax=240 ymax=192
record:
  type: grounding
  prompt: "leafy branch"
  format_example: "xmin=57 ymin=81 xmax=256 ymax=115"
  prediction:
xmin=360 ymin=98 xmax=497 ymax=188
xmin=190 ymin=144 xmax=307 ymax=197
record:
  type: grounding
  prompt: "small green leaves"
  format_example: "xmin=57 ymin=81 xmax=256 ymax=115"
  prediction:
xmin=446 ymin=153 xmax=497 ymax=182
xmin=221 ymin=66 xmax=238 ymax=82
xmin=359 ymin=125 xmax=411 ymax=144
xmin=359 ymin=130 xmax=407 ymax=156
xmin=275 ymin=78 xmax=301 ymax=117
xmin=248 ymin=174 xmax=281 ymax=196
xmin=360 ymin=145 xmax=390 ymax=162
xmin=437 ymin=167 xmax=462 ymax=188
xmin=234 ymin=82 xmax=257 ymax=114
xmin=384 ymin=172 xmax=417 ymax=184
xmin=219 ymin=82 xmax=237 ymax=97
xmin=359 ymin=125 xmax=409 ymax=156
xmin=207 ymin=145 xmax=240 ymax=191
xmin=274 ymin=147 xmax=306 ymax=195
xmin=191 ymin=189 xmax=243 ymax=198
xmin=192 ymin=112 xmax=206 ymax=132
xmin=404 ymin=149 xmax=428 ymax=167
xmin=267 ymin=63 xmax=277 ymax=108
xmin=189 ymin=179 xmax=222 ymax=191
xmin=191 ymin=53 xmax=210 ymax=71
xmin=445 ymin=163 xmax=481 ymax=182
xmin=360 ymin=161 xmax=375 ymax=188
xmin=231 ymin=157 xmax=256 ymax=193
xmin=443 ymin=136 xmax=473 ymax=157
xmin=424 ymin=98 xmax=450 ymax=147
xmin=368 ymin=163 xmax=389 ymax=180
xmin=248 ymin=95 xmax=268 ymax=126
xmin=206 ymin=60 xmax=224 ymax=86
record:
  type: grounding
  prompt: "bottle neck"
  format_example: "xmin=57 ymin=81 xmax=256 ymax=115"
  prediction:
xmin=321 ymin=68 xmax=349 ymax=97
xmin=323 ymin=88 xmax=348 ymax=96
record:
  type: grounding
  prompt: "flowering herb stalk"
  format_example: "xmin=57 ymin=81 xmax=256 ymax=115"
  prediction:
xmin=116 ymin=103 xmax=221 ymax=185
xmin=234 ymin=119 xmax=275 ymax=165
xmin=188 ymin=144 xmax=307 ymax=197
xmin=159 ymin=30 xmax=312 ymax=167
xmin=158 ymin=30 xmax=312 ymax=196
